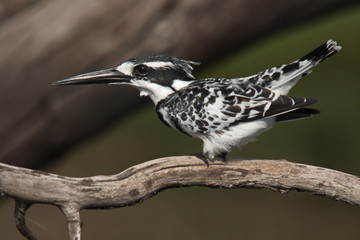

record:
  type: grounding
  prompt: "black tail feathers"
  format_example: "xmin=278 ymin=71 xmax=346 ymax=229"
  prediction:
xmin=299 ymin=40 xmax=342 ymax=64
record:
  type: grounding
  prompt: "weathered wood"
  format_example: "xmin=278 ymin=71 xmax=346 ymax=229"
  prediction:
xmin=1 ymin=156 xmax=360 ymax=207
xmin=0 ymin=0 xmax=357 ymax=168
xmin=1 ymin=156 xmax=359 ymax=239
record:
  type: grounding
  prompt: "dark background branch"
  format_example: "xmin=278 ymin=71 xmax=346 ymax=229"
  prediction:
xmin=0 ymin=0 xmax=357 ymax=168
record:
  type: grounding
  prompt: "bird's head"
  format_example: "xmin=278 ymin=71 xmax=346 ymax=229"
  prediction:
xmin=53 ymin=55 xmax=200 ymax=104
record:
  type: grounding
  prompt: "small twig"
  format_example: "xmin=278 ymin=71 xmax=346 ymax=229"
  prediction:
xmin=61 ymin=204 xmax=81 ymax=240
xmin=1 ymin=156 xmax=360 ymax=239
xmin=14 ymin=201 xmax=36 ymax=240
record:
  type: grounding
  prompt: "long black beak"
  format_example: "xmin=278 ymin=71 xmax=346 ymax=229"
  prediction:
xmin=52 ymin=68 xmax=132 ymax=86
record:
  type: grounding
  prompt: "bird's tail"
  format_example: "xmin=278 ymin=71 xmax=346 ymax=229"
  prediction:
xmin=298 ymin=39 xmax=342 ymax=63
xmin=266 ymin=40 xmax=342 ymax=94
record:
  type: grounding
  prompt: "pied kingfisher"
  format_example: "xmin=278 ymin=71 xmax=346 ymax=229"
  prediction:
xmin=53 ymin=40 xmax=341 ymax=164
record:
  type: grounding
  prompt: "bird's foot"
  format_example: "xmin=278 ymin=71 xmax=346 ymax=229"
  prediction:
xmin=217 ymin=152 xmax=228 ymax=162
xmin=193 ymin=152 xmax=228 ymax=166
xmin=191 ymin=153 xmax=210 ymax=166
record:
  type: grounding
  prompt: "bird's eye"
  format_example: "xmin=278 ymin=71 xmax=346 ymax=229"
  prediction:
xmin=134 ymin=64 xmax=149 ymax=76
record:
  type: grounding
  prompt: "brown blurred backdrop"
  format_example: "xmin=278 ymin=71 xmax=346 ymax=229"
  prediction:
xmin=1 ymin=1 xmax=360 ymax=239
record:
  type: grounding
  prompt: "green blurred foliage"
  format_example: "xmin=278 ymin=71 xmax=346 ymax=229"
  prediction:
xmin=1 ymin=5 xmax=360 ymax=240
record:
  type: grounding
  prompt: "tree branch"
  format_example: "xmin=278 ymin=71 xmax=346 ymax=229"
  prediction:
xmin=0 ymin=156 xmax=359 ymax=239
xmin=14 ymin=201 xmax=36 ymax=240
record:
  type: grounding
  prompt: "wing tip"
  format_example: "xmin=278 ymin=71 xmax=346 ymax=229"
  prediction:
xmin=305 ymin=97 xmax=320 ymax=105
xmin=276 ymin=107 xmax=320 ymax=122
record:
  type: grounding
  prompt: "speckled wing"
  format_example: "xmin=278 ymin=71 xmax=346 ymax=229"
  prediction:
xmin=156 ymin=79 xmax=318 ymax=136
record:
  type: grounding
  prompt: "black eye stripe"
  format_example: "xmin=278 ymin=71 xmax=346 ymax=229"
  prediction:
xmin=135 ymin=64 xmax=149 ymax=75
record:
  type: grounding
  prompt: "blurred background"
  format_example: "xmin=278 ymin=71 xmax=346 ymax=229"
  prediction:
xmin=0 ymin=0 xmax=359 ymax=239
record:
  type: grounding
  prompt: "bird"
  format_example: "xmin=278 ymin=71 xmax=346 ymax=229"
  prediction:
xmin=53 ymin=40 xmax=341 ymax=165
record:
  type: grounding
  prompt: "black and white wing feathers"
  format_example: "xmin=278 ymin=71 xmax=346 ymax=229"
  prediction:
xmin=157 ymin=79 xmax=318 ymax=137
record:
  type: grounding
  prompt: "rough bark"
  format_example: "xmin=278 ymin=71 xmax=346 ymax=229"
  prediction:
xmin=1 ymin=156 xmax=359 ymax=239
xmin=0 ymin=0 xmax=357 ymax=168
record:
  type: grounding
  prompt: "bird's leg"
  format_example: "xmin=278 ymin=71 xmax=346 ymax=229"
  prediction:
xmin=199 ymin=153 xmax=210 ymax=167
xmin=192 ymin=152 xmax=210 ymax=166
xmin=217 ymin=152 xmax=228 ymax=162
xmin=197 ymin=152 xmax=227 ymax=166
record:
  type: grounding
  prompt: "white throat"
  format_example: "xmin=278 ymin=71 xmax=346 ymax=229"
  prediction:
xmin=131 ymin=80 xmax=174 ymax=104
xmin=132 ymin=80 xmax=194 ymax=104
xmin=110 ymin=79 xmax=193 ymax=105
xmin=171 ymin=79 xmax=193 ymax=90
